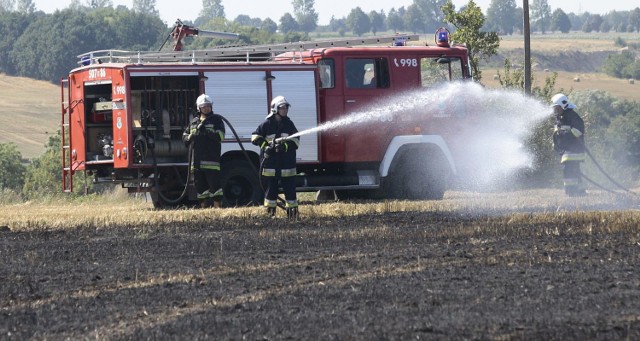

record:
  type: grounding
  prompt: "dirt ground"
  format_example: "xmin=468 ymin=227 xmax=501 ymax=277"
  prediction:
xmin=1 ymin=190 xmax=640 ymax=340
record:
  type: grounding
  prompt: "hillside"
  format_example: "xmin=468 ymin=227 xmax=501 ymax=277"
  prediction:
xmin=0 ymin=74 xmax=60 ymax=159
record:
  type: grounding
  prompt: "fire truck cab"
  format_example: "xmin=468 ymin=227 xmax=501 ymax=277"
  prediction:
xmin=62 ymin=32 xmax=472 ymax=207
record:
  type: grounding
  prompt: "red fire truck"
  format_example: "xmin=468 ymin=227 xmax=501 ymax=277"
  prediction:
xmin=61 ymin=29 xmax=472 ymax=207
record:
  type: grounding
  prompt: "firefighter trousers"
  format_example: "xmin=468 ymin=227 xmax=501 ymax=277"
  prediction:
xmin=562 ymin=161 xmax=585 ymax=196
xmin=194 ymin=169 xmax=222 ymax=201
xmin=264 ymin=175 xmax=297 ymax=202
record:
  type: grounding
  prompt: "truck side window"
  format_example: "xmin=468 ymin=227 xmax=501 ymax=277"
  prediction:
xmin=420 ymin=57 xmax=464 ymax=88
xmin=346 ymin=58 xmax=389 ymax=89
xmin=318 ymin=59 xmax=334 ymax=89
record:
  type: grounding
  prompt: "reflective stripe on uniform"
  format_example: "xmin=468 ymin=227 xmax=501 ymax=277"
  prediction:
xmin=285 ymin=200 xmax=298 ymax=208
xmin=262 ymin=168 xmax=276 ymax=177
xmin=200 ymin=161 xmax=220 ymax=170
xmin=563 ymin=178 xmax=580 ymax=186
xmin=197 ymin=190 xmax=213 ymax=199
xmin=264 ymin=199 xmax=277 ymax=208
xmin=561 ymin=152 xmax=585 ymax=163
xmin=212 ymin=188 xmax=224 ymax=198
xmin=281 ymin=168 xmax=297 ymax=177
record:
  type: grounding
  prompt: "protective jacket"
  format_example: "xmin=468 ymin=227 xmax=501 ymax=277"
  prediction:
xmin=182 ymin=113 xmax=225 ymax=170
xmin=553 ymin=108 xmax=585 ymax=163
xmin=251 ymin=115 xmax=299 ymax=177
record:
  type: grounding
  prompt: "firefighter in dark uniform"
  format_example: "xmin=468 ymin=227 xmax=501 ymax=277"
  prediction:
xmin=251 ymin=96 xmax=300 ymax=218
xmin=551 ymin=93 xmax=586 ymax=196
xmin=183 ymin=94 xmax=226 ymax=208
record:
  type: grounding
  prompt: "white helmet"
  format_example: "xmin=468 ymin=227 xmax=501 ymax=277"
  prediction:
xmin=270 ymin=95 xmax=291 ymax=115
xmin=551 ymin=93 xmax=571 ymax=109
xmin=196 ymin=94 xmax=213 ymax=109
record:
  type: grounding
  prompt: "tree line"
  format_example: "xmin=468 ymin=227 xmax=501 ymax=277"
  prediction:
xmin=2 ymin=0 xmax=639 ymax=84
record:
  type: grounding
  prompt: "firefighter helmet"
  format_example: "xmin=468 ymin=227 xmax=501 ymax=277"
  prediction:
xmin=269 ymin=95 xmax=291 ymax=116
xmin=551 ymin=93 xmax=570 ymax=109
xmin=196 ymin=94 xmax=213 ymax=109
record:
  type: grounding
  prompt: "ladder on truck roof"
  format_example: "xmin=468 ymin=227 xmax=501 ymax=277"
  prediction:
xmin=77 ymin=34 xmax=420 ymax=66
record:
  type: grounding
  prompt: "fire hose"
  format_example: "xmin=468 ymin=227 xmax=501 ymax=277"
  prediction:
xmin=581 ymin=144 xmax=638 ymax=197
xmin=152 ymin=114 xmax=288 ymax=210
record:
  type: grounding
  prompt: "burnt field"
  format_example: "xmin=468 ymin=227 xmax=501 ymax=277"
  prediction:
xmin=1 ymin=189 xmax=640 ymax=340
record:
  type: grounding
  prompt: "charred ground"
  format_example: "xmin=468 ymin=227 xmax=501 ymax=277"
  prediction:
xmin=1 ymin=190 xmax=639 ymax=340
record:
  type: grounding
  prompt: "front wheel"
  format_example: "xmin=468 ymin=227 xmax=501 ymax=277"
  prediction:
xmin=221 ymin=159 xmax=263 ymax=207
xmin=385 ymin=148 xmax=448 ymax=200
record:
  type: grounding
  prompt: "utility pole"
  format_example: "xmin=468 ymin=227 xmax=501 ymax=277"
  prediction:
xmin=523 ymin=0 xmax=532 ymax=95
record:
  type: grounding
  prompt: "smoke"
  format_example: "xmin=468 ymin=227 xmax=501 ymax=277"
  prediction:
xmin=291 ymin=82 xmax=552 ymax=190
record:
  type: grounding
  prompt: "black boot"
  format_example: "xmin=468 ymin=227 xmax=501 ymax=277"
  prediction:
xmin=287 ymin=207 xmax=298 ymax=220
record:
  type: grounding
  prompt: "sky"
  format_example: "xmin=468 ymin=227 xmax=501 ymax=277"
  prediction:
xmin=32 ymin=0 xmax=640 ymax=26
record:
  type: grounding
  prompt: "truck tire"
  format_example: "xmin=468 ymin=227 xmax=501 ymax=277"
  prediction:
xmin=150 ymin=166 xmax=191 ymax=209
xmin=386 ymin=148 xmax=447 ymax=200
xmin=221 ymin=159 xmax=263 ymax=207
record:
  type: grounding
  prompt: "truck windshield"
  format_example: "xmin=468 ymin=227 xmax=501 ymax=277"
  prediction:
xmin=420 ymin=57 xmax=464 ymax=88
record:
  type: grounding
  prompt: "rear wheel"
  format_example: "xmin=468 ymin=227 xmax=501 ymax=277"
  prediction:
xmin=150 ymin=166 xmax=191 ymax=208
xmin=221 ymin=159 xmax=263 ymax=207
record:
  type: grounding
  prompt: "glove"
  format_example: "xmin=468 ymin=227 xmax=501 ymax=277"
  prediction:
xmin=185 ymin=134 xmax=193 ymax=142
xmin=274 ymin=142 xmax=284 ymax=153
xmin=570 ymin=127 xmax=582 ymax=138
xmin=263 ymin=145 xmax=274 ymax=158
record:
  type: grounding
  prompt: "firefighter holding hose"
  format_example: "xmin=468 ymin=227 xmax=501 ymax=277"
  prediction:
xmin=251 ymin=96 xmax=300 ymax=218
xmin=183 ymin=94 xmax=226 ymax=208
xmin=551 ymin=93 xmax=586 ymax=197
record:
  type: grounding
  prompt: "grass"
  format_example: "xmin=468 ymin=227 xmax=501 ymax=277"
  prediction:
xmin=2 ymin=188 xmax=639 ymax=232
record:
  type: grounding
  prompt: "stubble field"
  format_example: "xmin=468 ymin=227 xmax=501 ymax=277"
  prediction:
xmin=1 ymin=188 xmax=639 ymax=339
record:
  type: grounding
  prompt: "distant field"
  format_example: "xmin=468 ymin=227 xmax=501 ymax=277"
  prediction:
xmin=497 ymin=31 xmax=640 ymax=52
xmin=0 ymin=74 xmax=60 ymax=159
xmin=482 ymin=69 xmax=639 ymax=101
xmin=0 ymin=32 xmax=638 ymax=159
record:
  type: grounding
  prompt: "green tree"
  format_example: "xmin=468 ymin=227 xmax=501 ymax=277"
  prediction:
xmin=0 ymin=0 xmax=15 ymax=11
xmin=22 ymin=134 xmax=62 ymax=199
xmin=234 ymin=14 xmax=254 ymax=27
xmin=486 ymin=0 xmax=519 ymax=35
xmin=200 ymin=0 xmax=224 ymax=21
xmin=16 ymin=0 xmax=34 ymax=14
xmin=329 ymin=15 xmax=347 ymax=33
xmin=10 ymin=8 xmax=166 ymax=82
xmin=404 ymin=4 xmax=425 ymax=34
xmin=602 ymin=50 xmax=636 ymax=78
xmin=414 ymin=0 xmax=447 ymax=33
xmin=260 ymin=18 xmax=278 ymax=34
xmin=279 ymin=12 xmax=298 ymax=33
xmin=0 ymin=143 xmax=25 ymax=191
xmin=0 ymin=10 xmax=35 ymax=75
xmin=386 ymin=8 xmax=404 ymax=32
xmin=550 ymin=8 xmax=571 ymax=33
xmin=530 ymin=0 xmax=551 ymax=33
xmin=87 ymin=0 xmax=112 ymax=9
xmin=627 ymin=7 xmax=640 ymax=32
xmin=346 ymin=7 xmax=370 ymax=36
xmin=442 ymin=0 xmax=500 ymax=82
xmin=369 ymin=10 xmax=384 ymax=35
xmin=584 ymin=14 xmax=603 ymax=32
xmin=292 ymin=0 xmax=318 ymax=33
xmin=133 ymin=0 xmax=159 ymax=17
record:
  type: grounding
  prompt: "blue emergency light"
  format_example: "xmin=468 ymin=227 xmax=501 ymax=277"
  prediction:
xmin=435 ymin=27 xmax=450 ymax=47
